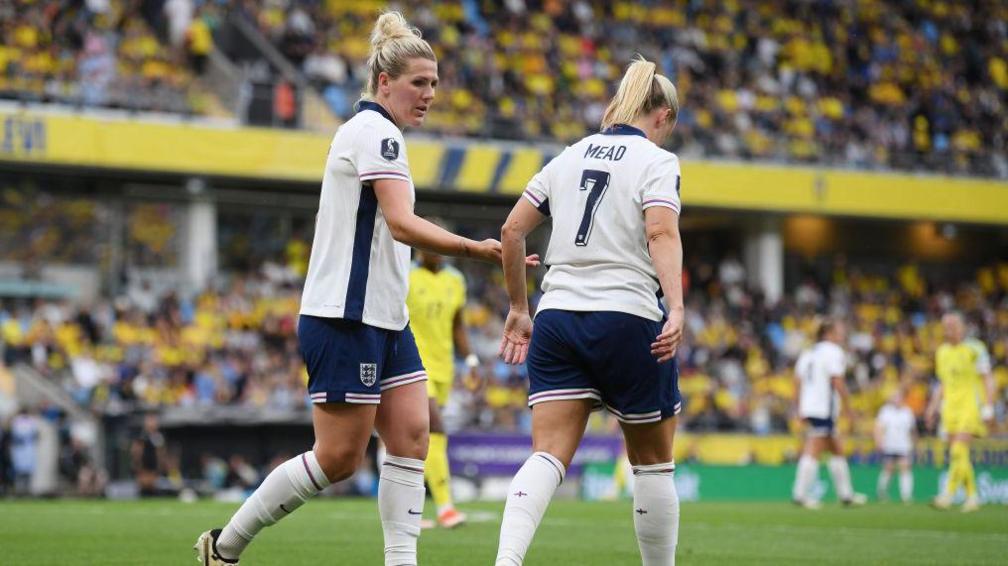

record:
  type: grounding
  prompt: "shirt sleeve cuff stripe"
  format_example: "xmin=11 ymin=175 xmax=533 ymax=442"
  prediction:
xmin=523 ymin=190 xmax=543 ymax=206
xmin=360 ymin=171 xmax=410 ymax=180
xmin=642 ymin=199 xmax=680 ymax=212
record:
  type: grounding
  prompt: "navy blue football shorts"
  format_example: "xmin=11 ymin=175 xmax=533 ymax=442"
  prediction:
xmin=298 ymin=315 xmax=426 ymax=405
xmin=804 ymin=417 xmax=836 ymax=438
xmin=526 ymin=309 xmax=683 ymax=424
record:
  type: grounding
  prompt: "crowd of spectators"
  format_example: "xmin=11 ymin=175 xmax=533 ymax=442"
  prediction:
xmin=4 ymin=1 xmax=1005 ymax=176
xmin=2 ymin=251 xmax=1006 ymax=440
xmin=0 ymin=0 xmax=219 ymax=114
xmin=244 ymin=0 xmax=1008 ymax=177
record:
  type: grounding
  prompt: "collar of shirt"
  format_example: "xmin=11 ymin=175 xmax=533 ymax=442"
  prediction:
xmin=356 ymin=100 xmax=397 ymax=127
xmin=601 ymin=123 xmax=646 ymax=138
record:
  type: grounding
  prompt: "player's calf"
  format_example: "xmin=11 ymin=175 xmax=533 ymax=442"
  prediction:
xmin=632 ymin=462 xmax=680 ymax=566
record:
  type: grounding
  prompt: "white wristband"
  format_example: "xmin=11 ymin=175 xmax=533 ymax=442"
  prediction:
xmin=981 ymin=404 xmax=994 ymax=420
xmin=465 ymin=354 xmax=480 ymax=368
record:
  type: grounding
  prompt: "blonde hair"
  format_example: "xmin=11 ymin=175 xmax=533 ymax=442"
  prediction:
xmin=601 ymin=55 xmax=679 ymax=130
xmin=363 ymin=11 xmax=436 ymax=99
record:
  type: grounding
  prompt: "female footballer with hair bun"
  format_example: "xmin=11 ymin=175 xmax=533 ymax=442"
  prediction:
xmin=194 ymin=11 xmax=536 ymax=566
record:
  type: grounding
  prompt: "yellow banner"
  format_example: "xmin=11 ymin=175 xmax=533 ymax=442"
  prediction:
xmin=2 ymin=111 xmax=1006 ymax=224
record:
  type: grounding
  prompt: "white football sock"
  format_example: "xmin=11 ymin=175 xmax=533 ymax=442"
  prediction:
xmin=217 ymin=451 xmax=330 ymax=559
xmin=899 ymin=470 xmax=913 ymax=502
xmin=792 ymin=454 xmax=819 ymax=501
xmin=495 ymin=451 xmax=565 ymax=566
xmin=632 ymin=462 xmax=680 ymax=566
xmin=877 ymin=470 xmax=891 ymax=498
xmin=379 ymin=455 xmax=426 ymax=566
xmin=828 ymin=456 xmax=854 ymax=501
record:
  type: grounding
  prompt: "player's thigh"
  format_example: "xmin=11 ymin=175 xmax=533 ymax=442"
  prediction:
xmin=312 ymin=402 xmax=377 ymax=481
xmin=530 ymin=399 xmax=594 ymax=468
xmin=803 ymin=434 xmax=828 ymax=457
xmin=586 ymin=311 xmax=683 ymax=424
xmin=827 ymin=434 xmax=846 ymax=455
xmin=375 ymin=326 xmax=430 ymax=459
xmin=897 ymin=456 xmax=912 ymax=472
xmin=620 ymin=415 xmax=678 ymax=466
xmin=375 ymin=380 xmax=430 ymax=459
xmin=882 ymin=457 xmax=895 ymax=472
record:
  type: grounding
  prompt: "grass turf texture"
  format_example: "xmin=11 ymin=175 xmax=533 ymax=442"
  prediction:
xmin=1 ymin=499 xmax=1005 ymax=565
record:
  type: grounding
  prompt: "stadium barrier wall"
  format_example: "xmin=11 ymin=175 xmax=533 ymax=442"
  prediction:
xmin=447 ymin=433 xmax=1008 ymax=476
xmin=580 ymin=463 xmax=1008 ymax=505
xmin=3 ymin=110 xmax=1007 ymax=224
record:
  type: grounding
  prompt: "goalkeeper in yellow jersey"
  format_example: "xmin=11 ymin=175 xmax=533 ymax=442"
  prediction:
xmin=925 ymin=312 xmax=996 ymax=512
xmin=406 ymin=246 xmax=479 ymax=528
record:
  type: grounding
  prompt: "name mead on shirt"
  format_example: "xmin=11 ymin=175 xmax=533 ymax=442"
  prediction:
xmin=584 ymin=144 xmax=627 ymax=161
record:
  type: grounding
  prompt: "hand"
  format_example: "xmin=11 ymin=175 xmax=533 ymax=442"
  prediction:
xmin=471 ymin=238 xmax=502 ymax=263
xmin=981 ymin=404 xmax=995 ymax=426
xmin=651 ymin=307 xmax=684 ymax=363
xmin=499 ymin=309 xmax=533 ymax=365
xmin=525 ymin=254 xmax=541 ymax=267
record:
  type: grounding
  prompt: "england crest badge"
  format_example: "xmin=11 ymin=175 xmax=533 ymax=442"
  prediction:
xmin=360 ymin=363 xmax=377 ymax=387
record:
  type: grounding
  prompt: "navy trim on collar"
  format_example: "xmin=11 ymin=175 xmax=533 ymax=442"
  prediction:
xmin=355 ymin=100 xmax=397 ymax=126
xmin=601 ymin=123 xmax=646 ymax=138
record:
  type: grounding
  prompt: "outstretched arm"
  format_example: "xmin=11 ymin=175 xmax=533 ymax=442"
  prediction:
xmin=374 ymin=178 xmax=501 ymax=262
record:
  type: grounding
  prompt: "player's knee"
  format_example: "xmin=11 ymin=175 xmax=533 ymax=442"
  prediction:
xmin=388 ymin=423 xmax=429 ymax=460
xmin=530 ymin=442 xmax=574 ymax=468
xmin=313 ymin=443 xmax=363 ymax=483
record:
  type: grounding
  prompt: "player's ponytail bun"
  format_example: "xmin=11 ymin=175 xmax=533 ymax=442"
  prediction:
xmin=364 ymin=11 xmax=436 ymax=99
xmin=601 ymin=55 xmax=679 ymax=130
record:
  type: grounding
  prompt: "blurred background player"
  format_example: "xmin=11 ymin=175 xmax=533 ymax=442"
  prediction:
xmin=874 ymin=389 xmax=916 ymax=503
xmin=406 ymin=239 xmax=479 ymax=529
xmin=926 ymin=312 xmax=996 ymax=512
xmin=792 ymin=319 xmax=867 ymax=508
xmin=130 ymin=413 xmax=165 ymax=497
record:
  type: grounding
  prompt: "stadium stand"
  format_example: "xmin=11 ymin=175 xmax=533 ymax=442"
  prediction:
xmin=3 ymin=1 xmax=1004 ymax=176
xmin=0 ymin=0 xmax=220 ymax=114
xmin=3 ymin=231 xmax=1005 ymax=440
xmin=240 ymin=0 xmax=1008 ymax=177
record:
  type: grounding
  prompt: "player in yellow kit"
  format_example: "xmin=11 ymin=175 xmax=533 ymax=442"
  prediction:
xmin=925 ymin=312 xmax=996 ymax=512
xmin=407 ymin=245 xmax=480 ymax=528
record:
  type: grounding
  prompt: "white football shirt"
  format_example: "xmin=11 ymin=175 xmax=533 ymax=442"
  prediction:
xmin=876 ymin=403 xmax=915 ymax=455
xmin=796 ymin=341 xmax=846 ymax=419
xmin=523 ymin=124 xmax=682 ymax=321
xmin=300 ymin=101 xmax=413 ymax=330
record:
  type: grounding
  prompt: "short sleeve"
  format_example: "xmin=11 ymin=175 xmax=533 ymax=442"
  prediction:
xmin=355 ymin=123 xmax=411 ymax=184
xmin=522 ymin=153 xmax=561 ymax=216
xmin=828 ymin=345 xmax=846 ymax=376
xmin=640 ymin=153 xmax=682 ymax=213
xmin=795 ymin=351 xmax=810 ymax=379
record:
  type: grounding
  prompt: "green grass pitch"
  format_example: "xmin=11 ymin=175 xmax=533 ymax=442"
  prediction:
xmin=1 ymin=498 xmax=1005 ymax=565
